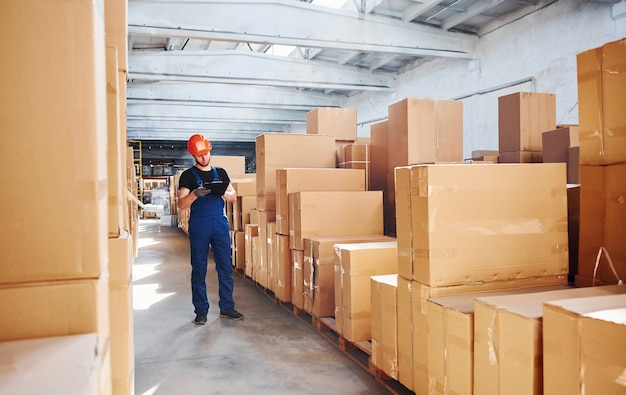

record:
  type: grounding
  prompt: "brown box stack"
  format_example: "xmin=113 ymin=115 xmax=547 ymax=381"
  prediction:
xmin=542 ymin=126 xmax=580 ymax=183
xmin=306 ymin=107 xmax=357 ymax=142
xmin=576 ymin=38 xmax=626 ymax=285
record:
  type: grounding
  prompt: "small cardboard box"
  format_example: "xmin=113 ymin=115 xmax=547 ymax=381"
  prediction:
xmin=498 ymin=91 xmax=556 ymax=153
xmin=474 ymin=284 xmax=626 ymax=395
xmin=334 ymin=241 xmax=397 ymax=342
xmin=275 ymin=234 xmax=292 ymax=302
xmin=306 ymin=107 xmax=357 ymax=141
xmin=244 ymin=224 xmax=259 ymax=278
xmin=543 ymin=293 xmax=626 ymax=395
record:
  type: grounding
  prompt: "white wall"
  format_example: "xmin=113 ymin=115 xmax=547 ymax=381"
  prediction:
xmin=346 ymin=0 xmax=625 ymax=159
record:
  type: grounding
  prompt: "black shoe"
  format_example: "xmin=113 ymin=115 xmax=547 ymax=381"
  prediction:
xmin=194 ymin=313 xmax=207 ymax=325
xmin=220 ymin=309 xmax=244 ymax=320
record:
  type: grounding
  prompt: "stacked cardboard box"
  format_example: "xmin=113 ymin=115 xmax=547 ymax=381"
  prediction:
xmin=371 ymin=274 xmax=399 ymax=380
xmin=337 ymin=143 xmax=371 ymax=190
xmin=274 ymin=168 xmax=366 ymax=302
xmin=576 ymin=38 xmax=626 ymax=286
xmin=0 ymin=2 xmax=122 ymax=394
xmin=394 ymin=163 xmax=568 ymax=394
xmin=498 ymin=91 xmax=556 ymax=163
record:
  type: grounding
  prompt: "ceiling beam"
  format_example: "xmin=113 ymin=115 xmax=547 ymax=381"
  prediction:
xmin=128 ymin=0 xmax=476 ymax=59
xmin=128 ymin=50 xmax=394 ymax=91
xmin=442 ymin=0 xmax=506 ymax=30
xmin=403 ymin=0 xmax=446 ymax=22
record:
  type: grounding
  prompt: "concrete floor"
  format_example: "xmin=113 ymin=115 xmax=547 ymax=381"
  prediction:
xmin=133 ymin=219 xmax=391 ymax=395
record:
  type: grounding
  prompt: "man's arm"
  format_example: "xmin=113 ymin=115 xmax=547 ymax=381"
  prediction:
xmin=177 ymin=187 xmax=198 ymax=210
xmin=222 ymin=183 xmax=237 ymax=203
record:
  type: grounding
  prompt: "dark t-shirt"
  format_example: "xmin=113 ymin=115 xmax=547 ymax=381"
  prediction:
xmin=179 ymin=166 xmax=231 ymax=195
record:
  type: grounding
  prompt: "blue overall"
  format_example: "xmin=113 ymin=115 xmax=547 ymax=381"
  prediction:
xmin=188 ymin=167 xmax=234 ymax=314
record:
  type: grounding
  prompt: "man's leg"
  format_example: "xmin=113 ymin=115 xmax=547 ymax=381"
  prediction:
xmin=189 ymin=230 xmax=210 ymax=315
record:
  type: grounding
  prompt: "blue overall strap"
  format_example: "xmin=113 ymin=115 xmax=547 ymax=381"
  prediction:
xmin=190 ymin=167 xmax=203 ymax=188
xmin=212 ymin=166 xmax=219 ymax=182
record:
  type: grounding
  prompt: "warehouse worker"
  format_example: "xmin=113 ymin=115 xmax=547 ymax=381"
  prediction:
xmin=177 ymin=134 xmax=244 ymax=324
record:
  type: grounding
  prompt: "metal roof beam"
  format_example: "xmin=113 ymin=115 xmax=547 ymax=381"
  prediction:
xmin=442 ymin=0 xmax=506 ymax=30
xmin=128 ymin=50 xmax=394 ymax=91
xmin=127 ymin=82 xmax=343 ymax=110
xmin=403 ymin=0 xmax=446 ymax=22
xmin=128 ymin=0 xmax=476 ymax=58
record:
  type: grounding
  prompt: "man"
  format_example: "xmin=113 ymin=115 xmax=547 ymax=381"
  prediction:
xmin=177 ymin=134 xmax=244 ymax=324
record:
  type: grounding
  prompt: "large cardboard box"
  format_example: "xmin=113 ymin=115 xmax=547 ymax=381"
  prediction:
xmin=302 ymin=235 xmax=396 ymax=318
xmin=498 ymin=92 xmax=556 ymax=153
xmin=266 ymin=222 xmax=276 ymax=292
xmin=406 ymin=163 xmax=568 ymax=287
xmin=543 ymin=293 xmax=626 ymax=395
xmin=498 ymin=150 xmax=543 ymax=163
xmin=276 ymin=168 xmax=365 ymax=235
xmin=0 ymin=334 xmax=107 ymax=395
xmin=577 ymin=38 xmax=626 ymax=165
xmin=289 ymin=191 xmax=384 ymax=250
xmin=232 ymin=178 xmax=257 ymax=197
xmin=104 ymin=0 xmax=128 ymax=72
xmin=108 ymin=232 xmax=133 ymax=285
xmin=0 ymin=1 xmax=108 ymax=285
xmin=306 ymin=107 xmax=357 ymax=141
xmin=233 ymin=196 xmax=256 ymax=231
xmin=411 ymin=276 xmax=567 ymax=395
xmin=106 ymin=46 xmax=125 ymax=238
xmin=232 ymin=230 xmax=246 ymax=270
xmin=474 ymin=284 xmax=626 ymax=395
xmin=0 ymin=279 xmax=110 ymax=347
xmin=334 ymin=242 xmax=398 ymax=342
xmin=578 ymin=163 xmax=626 ymax=283
xmin=255 ymin=133 xmax=336 ymax=210
xmin=371 ymin=274 xmax=399 ymax=380
xmin=387 ymin=98 xmax=463 ymax=236
xmin=370 ymin=121 xmax=395 ymax=235
xmin=210 ymin=155 xmax=246 ymax=178
xmin=394 ymin=166 xmax=413 ymax=280
xmin=426 ymin=285 xmax=567 ymax=395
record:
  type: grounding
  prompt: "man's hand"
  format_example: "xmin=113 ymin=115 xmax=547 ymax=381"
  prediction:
xmin=193 ymin=187 xmax=211 ymax=197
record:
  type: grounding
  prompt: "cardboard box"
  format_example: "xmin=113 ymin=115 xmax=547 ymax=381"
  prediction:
xmin=289 ymin=191 xmax=384 ymax=251
xmin=577 ymin=38 xmax=626 ymax=165
xmin=244 ymin=224 xmax=259 ymax=278
xmin=498 ymin=92 xmax=556 ymax=153
xmin=394 ymin=166 xmax=413 ymax=280
xmin=306 ymin=107 xmax=357 ymax=141
xmin=257 ymin=210 xmax=276 ymax=287
xmin=426 ymin=285 xmax=567 ymax=395
xmin=108 ymin=232 xmax=133 ymax=285
xmin=233 ymin=230 xmax=246 ymax=270
xmin=0 ymin=334 xmax=106 ymax=395
xmin=567 ymin=185 xmax=580 ymax=284
xmin=410 ymin=276 xmax=567 ymax=395
xmin=255 ymin=133 xmax=336 ymax=210
xmin=291 ymin=249 xmax=304 ymax=309
xmin=276 ymin=168 xmax=365 ymax=235
xmin=275 ymin=235 xmax=292 ymax=302
xmin=0 ymin=279 xmax=109 ymax=346
xmin=371 ymin=274 xmax=399 ymax=380
xmin=0 ymin=1 xmax=108 ymax=285
xmin=334 ymin=241 xmax=398 ymax=342
xmin=578 ymin=163 xmax=626 ymax=283
xmin=210 ymin=155 xmax=246 ymax=178
xmin=473 ymin=284 xmax=626 ymax=395
xmin=543 ymin=293 xmax=626 ymax=395
xmin=104 ymin=0 xmax=127 ymax=72
xmin=568 ymin=146 xmax=580 ymax=183
xmin=232 ymin=178 xmax=257 ymax=197
xmin=404 ymin=163 xmax=568 ymax=287
xmin=266 ymin=222 xmax=276 ymax=292
xmin=386 ymin=98 xmax=463 ymax=237
xmin=302 ymin=235 xmax=396 ymax=318
xmin=542 ymin=126 xmax=580 ymax=182
xmin=106 ymin=46 xmax=124 ymax=238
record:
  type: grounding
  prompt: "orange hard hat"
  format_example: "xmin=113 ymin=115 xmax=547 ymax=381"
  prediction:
xmin=187 ymin=134 xmax=212 ymax=156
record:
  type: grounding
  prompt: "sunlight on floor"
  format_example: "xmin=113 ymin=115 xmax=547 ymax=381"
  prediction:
xmin=132 ymin=263 xmax=161 ymax=282
xmin=140 ymin=384 xmax=160 ymax=395
xmin=133 ymin=283 xmax=174 ymax=311
xmin=137 ymin=237 xmax=160 ymax=249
